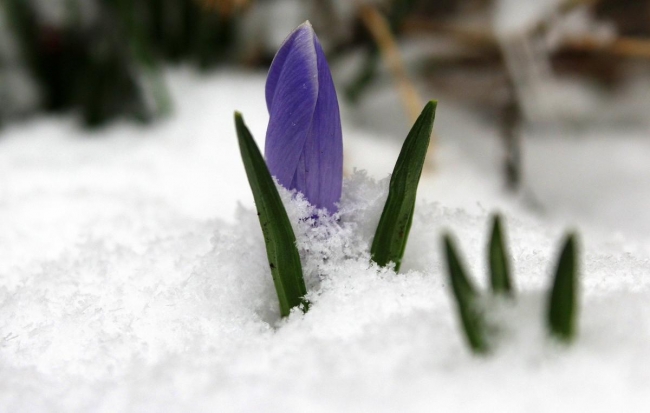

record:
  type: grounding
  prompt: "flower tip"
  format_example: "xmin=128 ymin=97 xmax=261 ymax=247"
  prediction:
xmin=293 ymin=21 xmax=315 ymax=37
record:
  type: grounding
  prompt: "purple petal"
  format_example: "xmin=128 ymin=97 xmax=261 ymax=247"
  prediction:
xmin=265 ymin=23 xmax=307 ymax=110
xmin=293 ymin=34 xmax=343 ymax=213
xmin=264 ymin=23 xmax=319 ymax=190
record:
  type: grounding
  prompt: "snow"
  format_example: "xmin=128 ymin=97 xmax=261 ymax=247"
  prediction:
xmin=493 ymin=0 xmax=564 ymax=36
xmin=492 ymin=1 xmax=623 ymax=124
xmin=525 ymin=126 xmax=650 ymax=241
xmin=2 ymin=69 xmax=650 ymax=411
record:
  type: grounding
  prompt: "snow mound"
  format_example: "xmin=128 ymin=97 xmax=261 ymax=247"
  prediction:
xmin=2 ymin=71 xmax=650 ymax=412
xmin=2 ymin=164 xmax=650 ymax=411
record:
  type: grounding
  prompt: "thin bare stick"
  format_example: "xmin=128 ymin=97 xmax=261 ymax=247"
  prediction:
xmin=357 ymin=4 xmax=436 ymax=168
xmin=564 ymin=36 xmax=650 ymax=59
xmin=358 ymin=4 xmax=424 ymax=123
xmin=197 ymin=0 xmax=250 ymax=16
xmin=559 ymin=0 xmax=602 ymax=14
xmin=401 ymin=19 xmax=498 ymax=49
xmin=403 ymin=18 xmax=650 ymax=61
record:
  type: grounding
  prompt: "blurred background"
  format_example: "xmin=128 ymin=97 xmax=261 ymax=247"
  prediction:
xmin=3 ymin=0 xmax=649 ymax=125
xmin=2 ymin=0 xmax=650 ymax=237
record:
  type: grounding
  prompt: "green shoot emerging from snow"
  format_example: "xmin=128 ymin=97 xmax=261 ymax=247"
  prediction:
xmin=547 ymin=233 xmax=579 ymax=342
xmin=442 ymin=214 xmax=580 ymax=354
xmin=235 ymin=112 xmax=308 ymax=317
xmin=371 ymin=101 xmax=437 ymax=273
xmin=488 ymin=214 xmax=513 ymax=296
xmin=443 ymin=234 xmax=490 ymax=354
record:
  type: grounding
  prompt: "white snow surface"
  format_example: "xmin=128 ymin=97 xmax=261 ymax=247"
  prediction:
xmin=2 ymin=70 xmax=650 ymax=412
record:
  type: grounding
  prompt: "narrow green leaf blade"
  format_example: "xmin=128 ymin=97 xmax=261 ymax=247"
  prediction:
xmin=547 ymin=233 xmax=579 ymax=342
xmin=488 ymin=214 xmax=514 ymax=296
xmin=234 ymin=112 xmax=308 ymax=317
xmin=443 ymin=234 xmax=490 ymax=354
xmin=371 ymin=101 xmax=437 ymax=272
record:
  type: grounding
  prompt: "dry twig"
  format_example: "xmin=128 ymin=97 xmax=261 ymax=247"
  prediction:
xmin=357 ymin=3 xmax=436 ymax=169
xmin=564 ymin=36 xmax=650 ymax=59
xmin=198 ymin=0 xmax=250 ymax=16
xmin=358 ymin=4 xmax=424 ymax=123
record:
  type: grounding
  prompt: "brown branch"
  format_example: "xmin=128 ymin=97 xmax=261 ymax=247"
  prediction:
xmin=197 ymin=0 xmax=250 ymax=16
xmin=357 ymin=4 xmax=436 ymax=169
xmin=358 ymin=4 xmax=424 ymax=123
xmin=403 ymin=18 xmax=650 ymax=61
xmin=564 ymin=36 xmax=650 ymax=59
xmin=401 ymin=19 xmax=498 ymax=49
xmin=559 ymin=0 xmax=602 ymax=14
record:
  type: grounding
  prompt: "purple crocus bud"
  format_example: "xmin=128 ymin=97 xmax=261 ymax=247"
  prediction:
xmin=264 ymin=21 xmax=343 ymax=213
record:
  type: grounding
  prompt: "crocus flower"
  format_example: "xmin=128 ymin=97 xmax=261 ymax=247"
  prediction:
xmin=265 ymin=21 xmax=343 ymax=213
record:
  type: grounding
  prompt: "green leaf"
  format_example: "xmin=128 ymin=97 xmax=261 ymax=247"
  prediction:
xmin=547 ymin=233 xmax=579 ymax=342
xmin=443 ymin=234 xmax=490 ymax=354
xmin=488 ymin=214 xmax=514 ymax=296
xmin=371 ymin=101 xmax=437 ymax=272
xmin=234 ymin=112 xmax=308 ymax=317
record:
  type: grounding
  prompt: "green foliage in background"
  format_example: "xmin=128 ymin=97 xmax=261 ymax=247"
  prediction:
xmin=1 ymin=0 xmax=237 ymax=127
